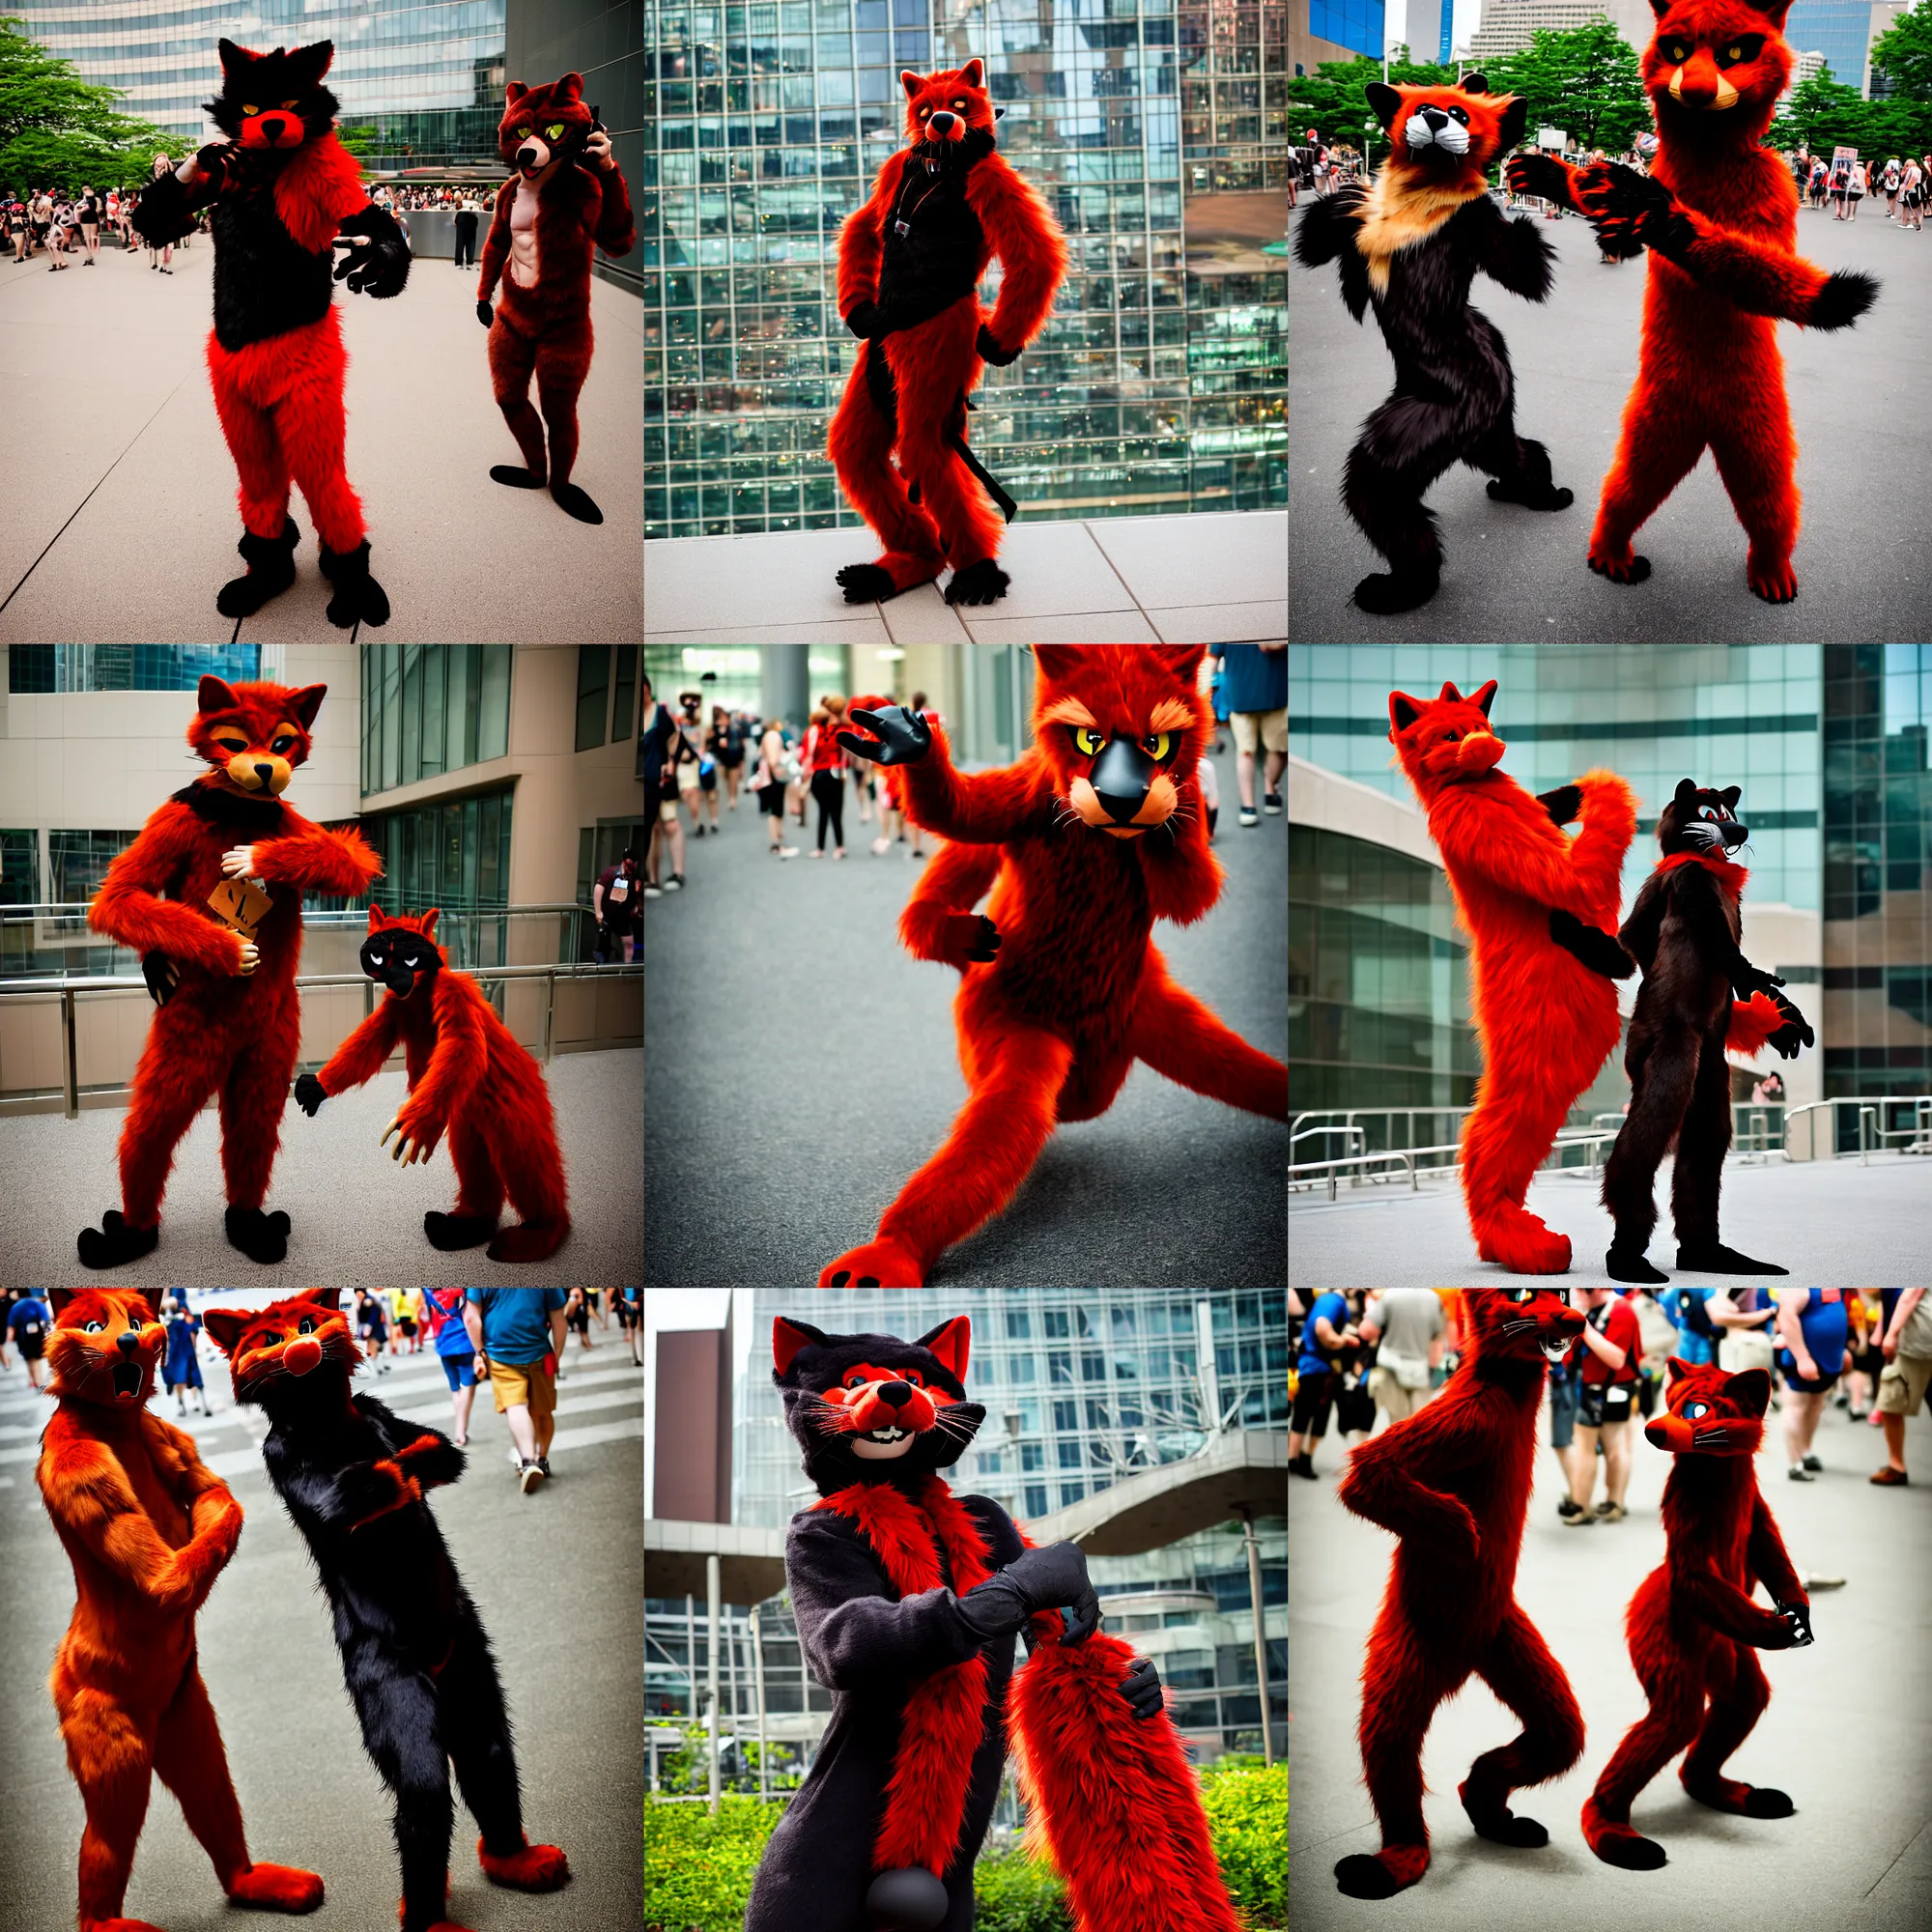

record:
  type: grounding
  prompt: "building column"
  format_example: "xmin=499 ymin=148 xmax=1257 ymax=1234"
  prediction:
xmin=762 ymin=646 xmax=809 ymax=728
xmin=706 ymin=1551 xmax=722 ymax=1814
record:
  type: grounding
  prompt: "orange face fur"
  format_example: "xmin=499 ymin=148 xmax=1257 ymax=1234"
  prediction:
xmin=188 ymin=673 xmax=326 ymax=798
xmin=900 ymin=60 xmax=996 ymax=150
xmin=202 ymin=1290 xmax=361 ymax=1400
xmin=1645 ymin=1357 xmax=1770 ymax=1457
xmin=1642 ymin=0 xmax=1793 ymax=141
xmin=46 ymin=1291 xmax=166 ymax=1407
xmin=1388 ymin=679 xmax=1509 ymax=794
xmin=1366 ymin=77 xmax=1526 ymax=187
xmin=1033 ymin=644 xmax=1208 ymax=838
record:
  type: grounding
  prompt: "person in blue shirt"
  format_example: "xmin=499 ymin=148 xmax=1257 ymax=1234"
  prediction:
xmin=1209 ymin=643 xmax=1286 ymax=828
xmin=162 ymin=1294 xmax=210 ymax=1417
xmin=420 ymin=1288 xmax=479 ymax=1445
xmin=465 ymin=1289 xmax=569 ymax=1493
xmin=1775 ymin=1288 xmax=1851 ymax=1482
xmin=613 ymin=1284 xmax=642 ymax=1367
xmin=8 ymin=1293 xmax=53 ymax=1390
xmin=1666 ymin=1288 xmax=1719 ymax=1368
xmin=1290 ymin=1289 xmax=1355 ymax=1478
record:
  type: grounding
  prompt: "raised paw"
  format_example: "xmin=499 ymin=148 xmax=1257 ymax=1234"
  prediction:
xmin=1588 ymin=548 xmax=1652 ymax=585
xmin=945 ymin=557 xmax=1009 ymax=606
xmin=478 ymin=1837 xmax=570 ymax=1890
xmin=1747 ymin=554 xmax=1798 ymax=604
xmin=819 ymin=1236 xmax=924 ymax=1288
xmin=838 ymin=562 xmax=897 ymax=604
xmin=1351 ymin=567 xmax=1438 ymax=615
xmin=226 ymin=1861 xmax=325 ymax=1912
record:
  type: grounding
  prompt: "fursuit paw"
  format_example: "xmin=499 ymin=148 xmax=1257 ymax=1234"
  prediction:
xmin=1351 ymin=566 xmax=1438 ymax=615
xmin=490 ymin=463 xmax=546 ymax=489
xmin=77 ymin=1208 xmax=159 ymax=1270
xmin=550 ymin=481 xmax=604 ymax=526
xmin=478 ymin=1837 xmax=570 ymax=1890
xmin=1460 ymin=1780 xmax=1548 ymax=1848
xmin=1588 ymin=547 xmax=1651 ymax=585
xmin=318 ymin=540 xmax=391 ymax=629
xmin=82 ymin=1919 xmax=171 ymax=1932
xmin=485 ymin=1220 xmax=569 ymax=1264
xmin=1606 ymin=1245 xmax=1669 ymax=1284
xmin=1488 ymin=475 xmax=1573 ymax=512
xmin=1747 ymin=553 xmax=1798 ymax=604
xmin=1334 ymin=1847 xmax=1428 ymax=1897
xmin=945 ymin=557 xmax=1009 ymax=606
xmin=216 ymin=519 xmax=299 ymax=617
xmin=424 ymin=1209 xmax=497 ymax=1251
xmin=225 ymin=1206 xmax=291 ymax=1265
xmin=1683 ymin=1776 xmax=1794 ymax=1816
xmin=1477 ymin=1217 xmax=1571 ymax=1275
xmin=1807 ymin=269 xmax=1878 ymax=331
xmin=226 ymin=1861 xmax=325 ymax=1912
xmin=837 ymin=561 xmax=899 ymax=604
xmin=1674 ymin=1243 xmax=1787 ymax=1276
xmin=1588 ymin=1825 xmax=1667 ymax=1870
xmin=819 ymin=1236 xmax=924 ymax=1288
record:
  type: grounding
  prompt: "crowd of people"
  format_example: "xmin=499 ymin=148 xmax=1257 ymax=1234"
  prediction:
xmin=1288 ymin=1289 xmax=1932 ymax=1499
xmin=1795 ymin=150 xmax=1928 ymax=228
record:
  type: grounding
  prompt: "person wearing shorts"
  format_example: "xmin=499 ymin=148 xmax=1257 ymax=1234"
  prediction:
xmin=1775 ymin=1287 xmax=1850 ymax=1480
xmin=1210 ymin=644 xmax=1286 ymax=828
xmin=1361 ymin=1288 xmax=1442 ymax=1429
xmin=465 ymin=1289 xmax=567 ymax=1492
xmin=614 ymin=1286 xmax=642 ymax=1365
xmin=1548 ymin=1338 xmax=1583 ymax=1515
xmin=392 ymin=1287 xmax=417 ymax=1352
xmin=1567 ymin=1288 xmax=1640 ymax=1524
xmin=9 ymin=1292 xmax=52 ymax=1389
xmin=1290 ymin=1290 xmax=1352 ymax=1478
xmin=1873 ymin=1289 xmax=1932 ymax=1486
xmin=421 ymin=1288 xmax=477 ymax=1444
xmin=564 ymin=1287 xmax=595 ymax=1355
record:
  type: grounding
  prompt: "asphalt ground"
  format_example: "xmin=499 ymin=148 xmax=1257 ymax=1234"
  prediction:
xmin=1290 ymin=1386 xmax=1932 ymax=1931
xmin=0 ymin=1048 xmax=642 ymax=1289
xmin=642 ymin=739 xmax=1288 ymax=1287
xmin=1288 ymin=1152 xmax=1929 ymax=1289
xmin=0 ymin=1317 xmax=642 ymax=1931
xmin=1288 ymin=195 xmax=1932 ymax=643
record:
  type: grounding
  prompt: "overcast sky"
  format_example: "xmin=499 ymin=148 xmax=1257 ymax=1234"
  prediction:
xmin=1383 ymin=0 xmax=1487 ymax=57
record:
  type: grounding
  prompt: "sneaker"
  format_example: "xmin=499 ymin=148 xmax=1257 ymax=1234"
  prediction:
xmin=1802 ymin=1571 xmax=1847 ymax=1588
xmin=1238 ymin=808 xmax=1259 ymax=828
xmin=693 ymin=823 xmax=704 ymax=838
xmin=870 ymin=837 xmax=891 ymax=856
xmin=665 ymin=874 xmax=684 ymax=890
xmin=643 ymin=884 xmax=663 ymax=898
xmin=1263 ymin=791 xmax=1283 ymax=815
xmin=1870 ymin=1466 xmax=1909 ymax=1486
xmin=777 ymin=846 xmax=798 ymax=859
xmin=509 ymin=1447 xmax=524 ymax=1471
xmin=1561 ymin=1506 xmax=1595 ymax=1526
xmin=1594 ymin=1501 xmax=1627 ymax=1523
xmin=538 ymin=1457 xmax=552 ymax=1478
xmin=519 ymin=1459 xmax=545 ymax=1493
xmin=1788 ymin=1463 xmax=1815 ymax=1481
xmin=808 ymin=848 xmax=822 ymax=859
xmin=1802 ymin=1453 xmax=1823 ymax=1473
xmin=1556 ymin=1497 xmax=1585 ymax=1521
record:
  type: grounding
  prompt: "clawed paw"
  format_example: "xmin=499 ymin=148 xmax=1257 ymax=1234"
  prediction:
xmin=944 ymin=558 xmax=1009 ymax=607
xmin=819 ymin=1237 xmax=923 ymax=1288
xmin=1588 ymin=549 xmax=1652 ymax=585
xmin=1747 ymin=557 xmax=1798 ymax=604
xmin=837 ymin=563 xmax=897 ymax=604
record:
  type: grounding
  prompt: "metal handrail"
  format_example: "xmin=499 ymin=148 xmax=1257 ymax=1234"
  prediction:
xmin=1290 ymin=1124 xmax=1364 ymax=1158
xmin=1782 ymin=1095 xmax=1932 ymax=1163
xmin=0 ymin=963 xmax=639 ymax=1120
xmin=1288 ymin=1131 xmax=1626 ymax=1201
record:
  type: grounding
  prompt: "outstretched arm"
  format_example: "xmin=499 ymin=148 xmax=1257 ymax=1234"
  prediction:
xmin=840 ymin=705 xmax=1046 ymax=843
xmin=89 ymin=805 xmax=248 ymax=978
xmin=384 ymin=974 xmax=489 ymax=1160
xmin=970 ymin=155 xmax=1067 ymax=363
xmin=1747 ymin=1495 xmax=1806 ymax=1607
xmin=899 ymin=837 xmax=1005 ymax=966
xmin=1568 ymin=163 xmax=1877 ymax=328
xmin=131 ymin=147 xmax=227 ymax=244
xmin=247 ymin=810 xmax=384 ymax=897
xmin=306 ymin=1001 xmax=404 ymax=1103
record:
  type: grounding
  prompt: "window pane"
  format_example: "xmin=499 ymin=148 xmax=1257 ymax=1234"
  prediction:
xmin=445 ymin=644 xmax=473 ymax=774
xmin=479 ymin=647 xmax=511 ymax=761
xmin=402 ymin=646 xmax=423 ymax=788
xmin=382 ymin=647 xmax=402 ymax=792
xmin=577 ymin=646 xmax=612 ymax=752
xmin=420 ymin=645 xmax=445 ymax=778
xmin=611 ymin=645 xmax=638 ymax=743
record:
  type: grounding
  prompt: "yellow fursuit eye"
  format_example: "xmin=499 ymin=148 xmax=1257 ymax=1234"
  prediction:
xmin=242 ymin=103 xmax=259 ymax=116
xmin=281 ymin=99 xmax=298 ymax=109
xmin=548 ymin=122 xmax=565 ymax=137
xmin=516 ymin=124 xmax=532 ymax=138
xmin=1073 ymin=726 xmax=1106 ymax=756
xmin=1142 ymin=732 xmax=1174 ymax=760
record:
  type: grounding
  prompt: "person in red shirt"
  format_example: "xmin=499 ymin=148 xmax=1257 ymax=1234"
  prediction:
xmin=1564 ymin=1288 xmax=1642 ymax=1526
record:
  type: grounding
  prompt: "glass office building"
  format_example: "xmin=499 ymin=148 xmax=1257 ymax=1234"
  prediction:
xmin=642 ymin=0 xmax=1288 ymax=538
xmin=14 ymin=0 xmax=508 ymax=169
xmin=8 ymin=645 xmax=261 ymax=694
xmin=1784 ymin=1 xmax=1875 ymax=92
xmin=1305 ymin=0 xmax=1383 ymax=58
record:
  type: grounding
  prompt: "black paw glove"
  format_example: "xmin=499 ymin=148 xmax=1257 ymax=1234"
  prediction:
xmin=956 ymin=1541 xmax=1100 ymax=1645
xmin=1808 ymin=269 xmax=1879 ymax=332
xmin=333 ymin=207 xmax=410 ymax=298
xmin=142 ymin=952 xmax=180 ymax=1008
xmin=1731 ymin=959 xmax=1786 ymax=1000
xmin=1505 ymin=153 xmax=1575 ymax=205
xmin=1764 ymin=987 xmax=1813 ymax=1059
xmin=293 ymin=1072 xmax=328 ymax=1117
xmin=477 ymin=298 xmax=495 ymax=327
xmin=838 ymin=703 xmax=932 ymax=767
xmin=1775 ymin=1599 xmax=1814 ymax=1647
xmin=1118 ymin=1654 xmax=1164 ymax=1721
xmin=1572 ymin=162 xmax=1690 ymax=262
xmin=976 ymin=322 xmax=1020 ymax=365
xmin=1548 ymin=907 xmax=1634 ymax=980
xmin=844 ymin=299 xmax=897 ymax=342
xmin=1536 ymin=784 xmax=1582 ymax=826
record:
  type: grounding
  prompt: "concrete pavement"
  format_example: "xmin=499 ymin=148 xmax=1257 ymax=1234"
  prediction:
xmin=0 ymin=1325 xmax=642 ymax=1930
xmin=1290 ymin=1387 xmax=1932 ymax=1931
xmin=643 ymin=740 xmax=1288 ymax=1286
xmin=1289 ymin=1153 xmax=1929 ymax=1288
xmin=0 ymin=1048 xmax=642 ymax=1288
xmin=1289 ymin=199 xmax=1932 ymax=643
xmin=0 ymin=236 xmax=641 ymax=643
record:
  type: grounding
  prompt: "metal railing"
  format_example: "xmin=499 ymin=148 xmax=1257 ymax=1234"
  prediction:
xmin=1289 ymin=1130 xmax=1624 ymax=1201
xmin=0 ymin=963 xmax=639 ymax=1120
xmin=1783 ymin=1096 xmax=1932 ymax=1162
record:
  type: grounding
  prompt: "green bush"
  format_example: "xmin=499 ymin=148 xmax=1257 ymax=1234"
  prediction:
xmin=1201 ymin=1758 xmax=1287 ymax=1929
xmin=973 ymin=1844 xmax=1072 ymax=1932
xmin=644 ymin=1795 xmax=783 ymax=1932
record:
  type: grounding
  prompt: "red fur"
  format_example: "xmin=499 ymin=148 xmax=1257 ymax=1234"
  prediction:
xmin=86 ymin=680 xmax=380 ymax=1234
xmin=35 ymin=1291 xmax=324 ymax=1929
xmin=1389 ymin=681 xmax=1634 ymax=1273
xmin=1724 ymin=988 xmax=1783 ymax=1057
xmin=819 ymin=649 xmax=1286 ymax=1286
xmin=1334 ymin=1291 xmax=1588 ymax=1896
xmin=315 ymin=906 xmax=569 ymax=1264
xmin=1583 ymin=1358 xmax=1806 ymax=1868
xmin=478 ymin=74 xmax=634 ymax=491
xmin=476 ymin=1836 xmax=570 ymax=1890
xmin=828 ymin=63 xmax=1067 ymax=587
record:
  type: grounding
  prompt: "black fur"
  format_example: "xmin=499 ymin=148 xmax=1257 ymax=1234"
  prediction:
xmin=235 ymin=1299 xmax=537 ymax=1932
xmin=208 ymin=174 xmax=337 ymax=350
xmin=872 ymin=128 xmax=997 ymax=328
xmin=1602 ymin=781 xmax=1808 ymax=1281
xmin=1296 ymin=179 xmax=1572 ymax=614
xmin=360 ymin=924 xmax=441 ymax=1003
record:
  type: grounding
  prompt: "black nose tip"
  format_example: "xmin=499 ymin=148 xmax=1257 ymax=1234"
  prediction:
xmin=1723 ymin=823 xmax=1748 ymax=847
xmin=877 ymin=1380 xmax=913 ymax=1407
xmin=253 ymin=762 xmax=273 ymax=782
xmin=117 ymin=1329 xmax=140 ymax=1354
xmin=1090 ymin=736 xmax=1156 ymax=825
xmin=929 ymin=111 xmax=956 ymax=131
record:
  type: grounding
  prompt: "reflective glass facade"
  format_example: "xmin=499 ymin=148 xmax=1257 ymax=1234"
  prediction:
xmin=14 ymin=1 xmax=508 ymax=168
xmin=642 ymin=0 xmax=1288 ymax=538
xmin=360 ymin=644 xmax=513 ymax=797
xmin=1783 ymin=1 xmax=1873 ymax=91
xmin=1306 ymin=0 xmax=1382 ymax=58
xmin=357 ymin=784 xmax=516 ymax=965
xmin=9 ymin=645 xmax=259 ymax=694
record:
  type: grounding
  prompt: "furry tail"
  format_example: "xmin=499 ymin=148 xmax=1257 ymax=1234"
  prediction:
xmin=1724 ymin=991 xmax=1783 ymax=1058
xmin=1010 ymin=1623 xmax=1243 ymax=1932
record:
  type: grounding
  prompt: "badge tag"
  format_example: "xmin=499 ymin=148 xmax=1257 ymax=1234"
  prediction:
xmin=207 ymin=877 xmax=272 ymax=940
xmin=895 ymin=218 xmax=911 ymax=235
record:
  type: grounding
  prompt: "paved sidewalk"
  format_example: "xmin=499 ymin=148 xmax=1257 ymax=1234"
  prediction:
xmin=0 ymin=1048 xmax=641 ymax=1288
xmin=1290 ymin=203 xmax=1931 ymax=642
xmin=1289 ymin=1155 xmax=1929 ymax=1288
xmin=0 ymin=238 xmax=641 ymax=642
xmin=1290 ymin=1391 xmax=1932 ymax=1931
xmin=0 ymin=1339 xmax=642 ymax=1932
xmin=643 ymin=740 xmax=1288 ymax=1286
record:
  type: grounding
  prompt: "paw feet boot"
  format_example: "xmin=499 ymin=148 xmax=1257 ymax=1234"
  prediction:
xmin=76 ymin=1208 xmax=159 ymax=1270
xmin=215 ymin=518 xmax=299 ymax=617
xmin=319 ymin=539 xmax=391 ymax=629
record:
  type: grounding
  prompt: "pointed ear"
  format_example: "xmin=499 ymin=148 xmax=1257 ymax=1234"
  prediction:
xmin=1720 ymin=786 xmax=1742 ymax=810
xmin=419 ymin=908 xmax=440 ymax=939
xmin=1461 ymin=71 xmax=1488 ymax=93
xmin=1675 ymin=778 xmax=1698 ymax=804
xmin=1151 ymin=644 xmax=1208 ymax=687
xmin=1469 ymin=679 xmax=1498 ymax=718
xmin=1389 ymin=691 xmax=1423 ymax=733
xmin=774 ymin=1317 xmax=830 ymax=1377
xmin=915 ymin=1316 xmax=971 ymax=1383
xmin=287 ymin=684 xmax=327 ymax=729
xmin=367 ymin=903 xmax=385 ymax=932
xmin=201 ymin=1307 xmax=253 ymax=1357
xmin=1438 ymin=681 xmax=1463 ymax=703
xmin=1032 ymin=645 xmax=1083 ymax=686
xmin=555 ymin=71 xmax=584 ymax=101
xmin=291 ymin=40 xmax=333 ymax=81
xmin=1365 ymin=81 xmax=1402 ymax=130
xmin=49 ymin=1289 xmax=79 ymax=1319
xmin=127 ymin=1293 xmax=158 ymax=1326
xmin=1724 ymin=1368 xmax=1772 ymax=1417
xmin=506 ymin=80 xmax=527 ymax=106
xmin=1665 ymin=1355 xmax=1692 ymax=1386
xmin=308 ymin=1289 xmax=342 ymax=1312
xmin=199 ymin=675 xmax=241 ymax=715
xmin=960 ymin=57 xmax=984 ymax=89
xmin=1496 ymin=95 xmax=1528 ymax=151
xmin=217 ymin=39 xmax=259 ymax=75
xmin=902 ymin=70 xmax=924 ymax=100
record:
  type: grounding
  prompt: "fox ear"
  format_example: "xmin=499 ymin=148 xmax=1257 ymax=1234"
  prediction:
xmin=1724 ymin=1368 xmax=1772 ymax=1417
xmin=1461 ymin=71 xmax=1489 ymax=93
xmin=902 ymin=70 xmax=924 ymax=99
xmin=218 ymin=39 xmax=259 ymax=74
xmin=506 ymin=79 xmax=527 ymax=106
xmin=307 ymin=1289 xmax=343 ymax=1312
xmin=1469 ymin=679 xmax=1498 ymax=718
xmin=1720 ymin=786 xmax=1742 ymax=810
xmin=1675 ymin=778 xmax=1699 ymax=805
xmin=1032 ymin=645 xmax=1083 ymax=686
xmin=290 ymin=40 xmax=333 ymax=82
xmin=915 ymin=1316 xmax=971 ymax=1382
xmin=419 ymin=908 xmax=440 ymax=939
xmin=201 ymin=1307 xmax=252 ymax=1356
xmin=1151 ymin=644 xmax=1208 ymax=687
xmin=1665 ymin=1355 xmax=1692 ymax=1386
xmin=199 ymin=675 xmax=242 ymax=715
xmin=555 ymin=71 xmax=584 ymax=101
xmin=774 ymin=1317 xmax=831 ymax=1377
xmin=49 ymin=1289 xmax=80 ymax=1319
xmin=1389 ymin=691 xmax=1423 ymax=733
xmin=1496 ymin=95 xmax=1528 ymax=150
xmin=287 ymin=683 xmax=327 ymax=729
xmin=960 ymin=57 xmax=984 ymax=89
xmin=367 ymin=903 xmax=385 ymax=932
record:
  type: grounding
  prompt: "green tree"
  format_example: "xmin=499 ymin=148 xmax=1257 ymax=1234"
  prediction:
xmin=1767 ymin=66 xmax=1877 ymax=155
xmin=336 ymin=122 xmax=380 ymax=159
xmin=1484 ymin=20 xmax=1651 ymax=153
xmin=1285 ymin=49 xmax=1457 ymax=157
xmin=1872 ymin=0 xmax=1932 ymax=98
